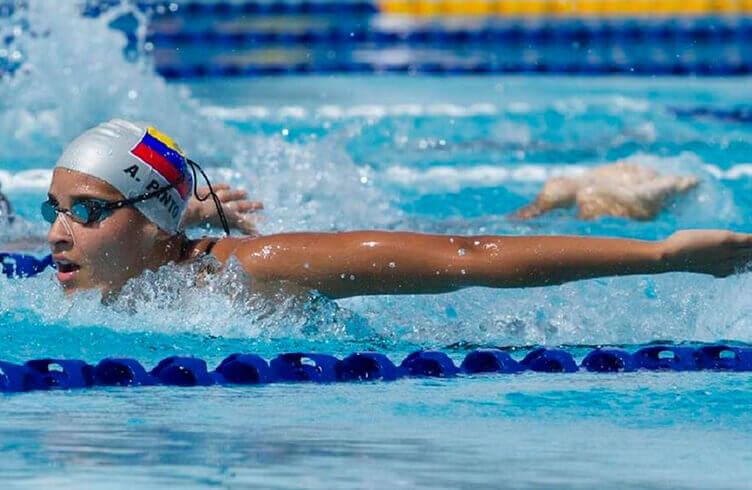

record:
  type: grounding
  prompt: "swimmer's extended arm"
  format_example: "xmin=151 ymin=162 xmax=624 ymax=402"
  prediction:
xmin=211 ymin=230 xmax=752 ymax=299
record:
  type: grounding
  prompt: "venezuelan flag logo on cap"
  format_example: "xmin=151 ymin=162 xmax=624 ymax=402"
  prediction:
xmin=130 ymin=126 xmax=191 ymax=199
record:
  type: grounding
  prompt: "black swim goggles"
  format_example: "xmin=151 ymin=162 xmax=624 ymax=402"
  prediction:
xmin=41 ymin=159 xmax=231 ymax=233
xmin=41 ymin=183 xmax=176 ymax=226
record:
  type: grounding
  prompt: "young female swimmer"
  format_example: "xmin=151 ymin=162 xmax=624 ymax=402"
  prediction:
xmin=46 ymin=120 xmax=752 ymax=299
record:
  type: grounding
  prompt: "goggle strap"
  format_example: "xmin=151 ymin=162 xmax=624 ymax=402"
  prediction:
xmin=59 ymin=213 xmax=75 ymax=243
xmin=106 ymin=181 xmax=178 ymax=211
xmin=187 ymin=158 xmax=231 ymax=236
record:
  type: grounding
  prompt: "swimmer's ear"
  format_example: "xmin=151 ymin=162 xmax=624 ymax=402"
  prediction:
xmin=155 ymin=227 xmax=173 ymax=241
xmin=140 ymin=220 xmax=170 ymax=242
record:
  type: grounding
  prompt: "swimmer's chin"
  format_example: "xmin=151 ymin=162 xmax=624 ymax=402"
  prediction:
xmin=58 ymin=278 xmax=82 ymax=295
xmin=58 ymin=279 xmax=122 ymax=302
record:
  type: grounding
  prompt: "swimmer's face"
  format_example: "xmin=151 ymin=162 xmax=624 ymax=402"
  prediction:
xmin=46 ymin=168 xmax=162 ymax=295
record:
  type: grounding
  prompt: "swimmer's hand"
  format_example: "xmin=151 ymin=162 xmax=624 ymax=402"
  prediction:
xmin=183 ymin=183 xmax=263 ymax=236
xmin=662 ymin=230 xmax=752 ymax=277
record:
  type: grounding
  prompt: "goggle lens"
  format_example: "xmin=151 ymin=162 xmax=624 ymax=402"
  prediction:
xmin=41 ymin=200 xmax=108 ymax=225
xmin=40 ymin=200 xmax=58 ymax=224
xmin=70 ymin=201 xmax=95 ymax=224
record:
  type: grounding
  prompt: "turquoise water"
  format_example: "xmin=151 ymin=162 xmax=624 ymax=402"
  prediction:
xmin=4 ymin=3 xmax=752 ymax=488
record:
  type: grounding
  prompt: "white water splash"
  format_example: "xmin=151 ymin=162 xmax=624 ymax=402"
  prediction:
xmin=0 ymin=256 xmax=374 ymax=342
xmin=10 ymin=158 xmax=752 ymax=192
xmin=199 ymin=102 xmax=501 ymax=121
xmin=0 ymin=1 xmax=393 ymax=231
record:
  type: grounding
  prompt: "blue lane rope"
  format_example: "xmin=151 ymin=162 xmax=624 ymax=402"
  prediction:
xmin=8 ymin=25 xmax=750 ymax=48
xmin=142 ymin=24 xmax=752 ymax=46
xmin=3 ymin=345 xmax=752 ymax=392
xmin=153 ymin=61 xmax=752 ymax=78
xmin=0 ymin=253 xmax=52 ymax=279
xmin=671 ymin=106 xmax=752 ymax=124
xmin=5 ymin=2 xmax=752 ymax=78
xmin=0 ymin=1 xmax=378 ymax=18
xmin=75 ymin=0 xmax=379 ymax=18
xmin=144 ymin=1 xmax=378 ymax=16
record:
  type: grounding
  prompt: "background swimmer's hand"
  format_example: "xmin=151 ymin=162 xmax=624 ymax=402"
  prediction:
xmin=662 ymin=230 xmax=752 ymax=277
xmin=183 ymin=183 xmax=263 ymax=236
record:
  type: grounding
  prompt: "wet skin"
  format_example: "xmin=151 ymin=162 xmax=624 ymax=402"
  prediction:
xmin=49 ymin=168 xmax=752 ymax=299
xmin=47 ymin=168 xmax=182 ymax=295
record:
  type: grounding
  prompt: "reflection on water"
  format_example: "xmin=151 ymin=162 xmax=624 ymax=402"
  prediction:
xmin=1 ymin=374 xmax=751 ymax=488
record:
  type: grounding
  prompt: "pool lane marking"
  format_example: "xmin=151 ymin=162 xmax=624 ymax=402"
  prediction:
xmin=379 ymin=0 xmax=752 ymax=17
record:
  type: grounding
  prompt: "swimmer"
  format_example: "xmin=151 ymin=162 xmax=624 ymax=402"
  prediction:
xmin=513 ymin=162 xmax=699 ymax=221
xmin=45 ymin=120 xmax=752 ymax=299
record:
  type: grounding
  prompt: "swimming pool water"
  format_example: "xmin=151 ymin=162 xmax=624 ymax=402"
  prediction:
xmin=3 ymin=371 xmax=752 ymax=488
xmin=3 ymin=3 xmax=752 ymax=488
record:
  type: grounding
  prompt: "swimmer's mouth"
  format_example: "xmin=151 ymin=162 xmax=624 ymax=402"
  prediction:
xmin=53 ymin=259 xmax=81 ymax=282
xmin=55 ymin=261 xmax=80 ymax=273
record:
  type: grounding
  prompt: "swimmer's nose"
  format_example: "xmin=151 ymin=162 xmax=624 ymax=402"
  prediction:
xmin=47 ymin=214 xmax=73 ymax=252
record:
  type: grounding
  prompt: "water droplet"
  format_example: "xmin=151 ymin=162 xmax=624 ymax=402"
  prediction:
xmin=388 ymin=261 xmax=396 ymax=269
xmin=349 ymin=274 xmax=356 ymax=281
xmin=460 ymin=269 xmax=467 ymax=275
xmin=303 ymin=262 xmax=310 ymax=269
xmin=457 ymin=248 xmax=466 ymax=256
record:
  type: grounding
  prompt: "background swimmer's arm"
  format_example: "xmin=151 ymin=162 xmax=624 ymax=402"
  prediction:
xmin=511 ymin=176 xmax=579 ymax=220
xmin=212 ymin=230 xmax=752 ymax=299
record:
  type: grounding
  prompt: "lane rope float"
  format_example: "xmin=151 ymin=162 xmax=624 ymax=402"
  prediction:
xmin=3 ymin=345 xmax=752 ymax=392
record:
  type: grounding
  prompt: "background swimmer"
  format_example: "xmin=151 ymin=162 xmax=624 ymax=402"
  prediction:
xmin=43 ymin=120 xmax=752 ymax=300
xmin=513 ymin=162 xmax=699 ymax=221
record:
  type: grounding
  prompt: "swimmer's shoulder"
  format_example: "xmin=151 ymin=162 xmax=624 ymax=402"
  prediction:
xmin=189 ymin=234 xmax=303 ymax=281
xmin=188 ymin=235 xmax=268 ymax=265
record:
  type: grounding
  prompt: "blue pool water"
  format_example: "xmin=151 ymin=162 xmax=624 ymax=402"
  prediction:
xmin=4 ymin=3 xmax=752 ymax=488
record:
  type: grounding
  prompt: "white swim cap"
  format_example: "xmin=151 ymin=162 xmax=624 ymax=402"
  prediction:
xmin=55 ymin=119 xmax=193 ymax=234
